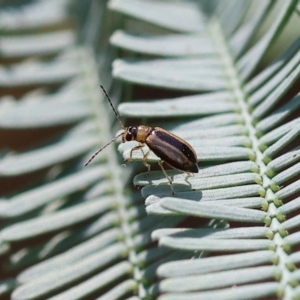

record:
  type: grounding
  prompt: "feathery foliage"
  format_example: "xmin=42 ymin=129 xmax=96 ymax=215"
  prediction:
xmin=0 ymin=0 xmax=299 ymax=299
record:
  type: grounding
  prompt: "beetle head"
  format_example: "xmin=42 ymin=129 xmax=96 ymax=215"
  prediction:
xmin=123 ymin=126 xmax=138 ymax=142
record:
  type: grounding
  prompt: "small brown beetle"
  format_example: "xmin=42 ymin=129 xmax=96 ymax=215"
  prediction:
xmin=85 ymin=85 xmax=198 ymax=195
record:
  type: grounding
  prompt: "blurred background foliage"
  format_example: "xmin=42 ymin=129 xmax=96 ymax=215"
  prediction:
xmin=0 ymin=0 xmax=299 ymax=299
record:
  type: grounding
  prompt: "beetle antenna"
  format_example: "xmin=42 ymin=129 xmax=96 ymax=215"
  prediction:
xmin=85 ymin=132 xmax=124 ymax=166
xmin=100 ymin=85 xmax=125 ymax=129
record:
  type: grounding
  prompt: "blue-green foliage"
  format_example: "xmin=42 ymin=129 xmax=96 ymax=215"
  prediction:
xmin=0 ymin=0 xmax=299 ymax=299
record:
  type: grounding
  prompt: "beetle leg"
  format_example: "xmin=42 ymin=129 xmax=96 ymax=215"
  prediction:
xmin=142 ymin=151 xmax=151 ymax=173
xmin=158 ymin=160 xmax=174 ymax=196
xmin=184 ymin=172 xmax=193 ymax=187
xmin=122 ymin=144 xmax=145 ymax=167
xmin=185 ymin=172 xmax=192 ymax=181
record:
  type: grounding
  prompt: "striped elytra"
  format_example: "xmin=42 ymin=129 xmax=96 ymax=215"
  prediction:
xmin=146 ymin=127 xmax=198 ymax=173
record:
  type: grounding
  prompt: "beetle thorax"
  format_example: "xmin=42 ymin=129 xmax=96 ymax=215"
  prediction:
xmin=136 ymin=125 xmax=152 ymax=143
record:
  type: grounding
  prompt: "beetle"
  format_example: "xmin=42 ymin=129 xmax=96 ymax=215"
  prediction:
xmin=85 ymin=85 xmax=198 ymax=195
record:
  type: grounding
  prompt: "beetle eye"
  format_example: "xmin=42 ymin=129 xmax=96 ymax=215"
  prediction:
xmin=125 ymin=133 xmax=132 ymax=141
xmin=126 ymin=126 xmax=137 ymax=141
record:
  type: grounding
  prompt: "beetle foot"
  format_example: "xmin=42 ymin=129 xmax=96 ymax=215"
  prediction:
xmin=122 ymin=158 xmax=133 ymax=167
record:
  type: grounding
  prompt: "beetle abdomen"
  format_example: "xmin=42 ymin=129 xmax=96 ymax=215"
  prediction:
xmin=146 ymin=127 xmax=198 ymax=173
